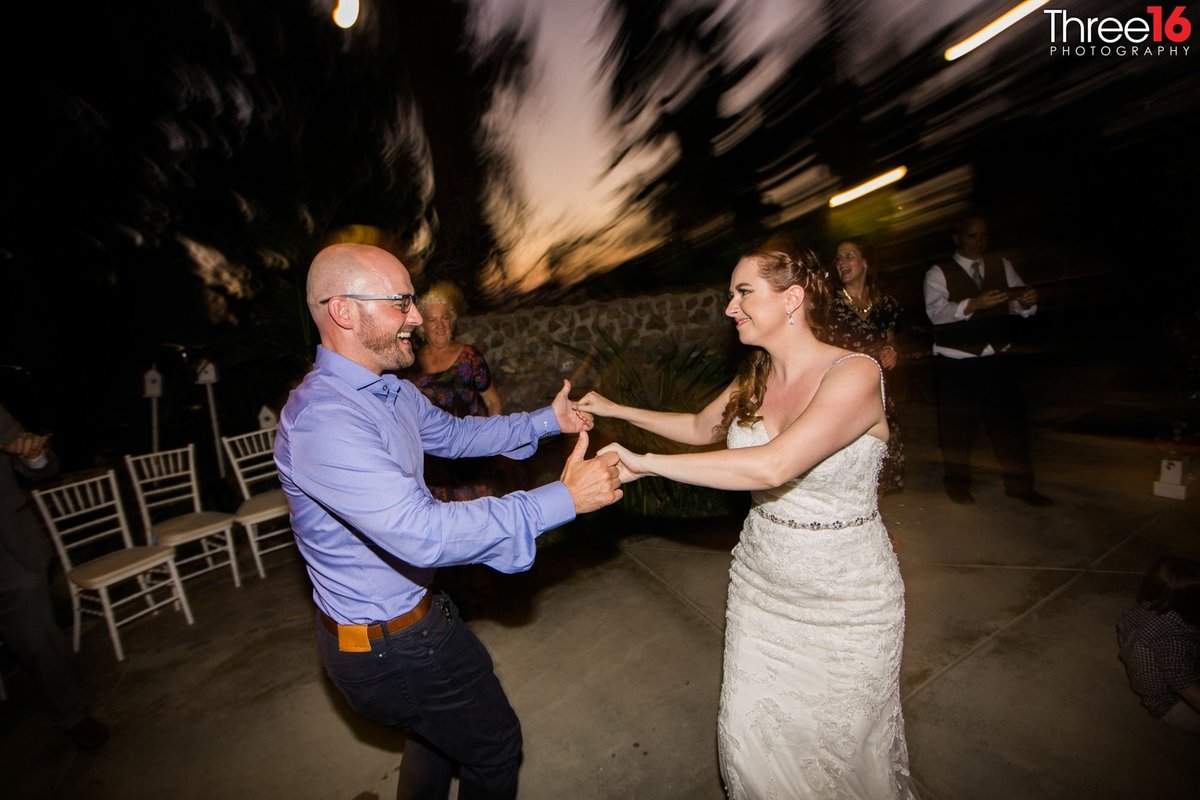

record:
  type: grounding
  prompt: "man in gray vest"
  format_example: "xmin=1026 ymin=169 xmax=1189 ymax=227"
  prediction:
xmin=923 ymin=215 xmax=1053 ymax=507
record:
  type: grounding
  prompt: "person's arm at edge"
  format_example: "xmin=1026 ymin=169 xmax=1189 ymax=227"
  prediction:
xmin=480 ymin=385 xmax=502 ymax=416
xmin=1177 ymin=683 xmax=1200 ymax=715
xmin=0 ymin=406 xmax=59 ymax=481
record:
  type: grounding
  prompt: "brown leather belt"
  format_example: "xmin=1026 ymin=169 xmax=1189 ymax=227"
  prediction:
xmin=321 ymin=592 xmax=434 ymax=652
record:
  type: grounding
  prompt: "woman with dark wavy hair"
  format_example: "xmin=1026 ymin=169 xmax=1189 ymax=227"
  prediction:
xmin=578 ymin=241 xmax=913 ymax=799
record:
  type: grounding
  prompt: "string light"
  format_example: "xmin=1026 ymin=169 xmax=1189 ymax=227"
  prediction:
xmin=944 ymin=0 xmax=1048 ymax=61
xmin=828 ymin=167 xmax=907 ymax=208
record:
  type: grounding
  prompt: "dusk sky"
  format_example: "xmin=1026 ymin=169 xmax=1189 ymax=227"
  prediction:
xmin=475 ymin=0 xmax=988 ymax=290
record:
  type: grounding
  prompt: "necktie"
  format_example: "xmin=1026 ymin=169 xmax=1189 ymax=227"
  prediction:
xmin=971 ymin=260 xmax=984 ymax=289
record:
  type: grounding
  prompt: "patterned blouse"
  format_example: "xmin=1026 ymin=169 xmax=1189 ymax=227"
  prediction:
xmin=404 ymin=344 xmax=492 ymax=418
xmin=824 ymin=291 xmax=906 ymax=492
xmin=401 ymin=343 xmax=497 ymax=502
xmin=825 ymin=292 xmax=901 ymax=358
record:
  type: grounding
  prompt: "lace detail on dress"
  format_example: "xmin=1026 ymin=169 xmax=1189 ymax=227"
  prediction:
xmin=718 ymin=416 xmax=914 ymax=799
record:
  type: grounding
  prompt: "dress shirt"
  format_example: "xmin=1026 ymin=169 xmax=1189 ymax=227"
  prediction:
xmin=275 ymin=346 xmax=575 ymax=625
xmin=923 ymin=252 xmax=1038 ymax=359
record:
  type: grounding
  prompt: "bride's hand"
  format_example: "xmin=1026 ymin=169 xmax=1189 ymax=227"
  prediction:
xmin=576 ymin=391 xmax=620 ymax=419
xmin=597 ymin=442 xmax=649 ymax=483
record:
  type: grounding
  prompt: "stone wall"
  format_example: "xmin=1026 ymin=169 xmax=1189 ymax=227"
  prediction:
xmin=453 ymin=287 xmax=736 ymax=411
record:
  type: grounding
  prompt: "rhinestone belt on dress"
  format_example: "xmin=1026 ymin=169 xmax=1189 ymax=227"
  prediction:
xmin=752 ymin=505 xmax=879 ymax=530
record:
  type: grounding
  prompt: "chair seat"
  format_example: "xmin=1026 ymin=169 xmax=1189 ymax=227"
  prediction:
xmin=153 ymin=511 xmax=237 ymax=546
xmin=70 ymin=546 xmax=178 ymax=589
xmin=235 ymin=489 xmax=289 ymax=525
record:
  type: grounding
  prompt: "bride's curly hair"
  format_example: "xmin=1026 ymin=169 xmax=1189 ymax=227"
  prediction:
xmin=716 ymin=241 xmax=832 ymax=437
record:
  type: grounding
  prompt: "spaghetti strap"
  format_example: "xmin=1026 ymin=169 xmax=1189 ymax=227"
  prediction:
xmin=824 ymin=352 xmax=887 ymax=405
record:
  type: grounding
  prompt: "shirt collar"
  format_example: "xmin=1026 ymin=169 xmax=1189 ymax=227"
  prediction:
xmin=951 ymin=252 xmax=981 ymax=270
xmin=314 ymin=345 xmax=402 ymax=405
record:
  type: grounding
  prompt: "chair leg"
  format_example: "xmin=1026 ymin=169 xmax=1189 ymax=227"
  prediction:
xmin=70 ymin=586 xmax=83 ymax=653
xmin=202 ymin=538 xmax=217 ymax=570
xmin=137 ymin=573 xmax=156 ymax=612
xmin=98 ymin=587 xmax=124 ymax=662
xmin=224 ymin=530 xmax=242 ymax=588
xmin=244 ymin=523 xmax=267 ymax=579
xmin=166 ymin=561 xmax=195 ymax=626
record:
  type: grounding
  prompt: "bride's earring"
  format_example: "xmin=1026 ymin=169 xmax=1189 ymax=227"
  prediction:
xmin=786 ymin=308 xmax=796 ymax=326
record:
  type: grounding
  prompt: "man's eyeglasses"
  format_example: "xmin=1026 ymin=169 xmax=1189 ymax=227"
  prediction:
xmin=318 ymin=294 xmax=417 ymax=312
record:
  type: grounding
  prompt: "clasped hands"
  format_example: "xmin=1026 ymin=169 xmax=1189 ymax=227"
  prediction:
xmin=968 ymin=286 xmax=1037 ymax=313
xmin=552 ymin=383 xmax=649 ymax=514
xmin=572 ymin=389 xmax=649 ymax=484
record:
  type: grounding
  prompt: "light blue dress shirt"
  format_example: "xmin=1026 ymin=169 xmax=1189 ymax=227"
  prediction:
xmin=275 ymin=346 xmax=575 ymax=625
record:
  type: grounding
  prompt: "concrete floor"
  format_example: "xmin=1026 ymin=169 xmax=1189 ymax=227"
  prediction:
xmin=2 ymin=399 xmax=1198 ymax=799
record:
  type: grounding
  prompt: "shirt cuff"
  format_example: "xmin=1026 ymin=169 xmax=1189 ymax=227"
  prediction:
xmin=529 ymin=481 xmax=576 ymax=531
xmin=528 ymin=406 xmax=562 ymax=438
xmin=21 ymin=452 xmax=50 ymax=469
xmin=954 ymin=299 xmax=971 ymax=320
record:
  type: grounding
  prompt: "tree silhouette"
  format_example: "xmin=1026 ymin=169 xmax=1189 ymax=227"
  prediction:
xmin=592 ymin=0 xmax=931 ymax=291
xmin=601 ymin=0 xmax=769 ymax=266
xmin=382 ymin=0 xmax=533 ymax=306
xmin=0 ymin=0 xmax=534 ymax=460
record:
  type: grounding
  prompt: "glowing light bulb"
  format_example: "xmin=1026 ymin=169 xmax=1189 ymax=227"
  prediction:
xmin=332 ymin=0 xmax=360 ymax=30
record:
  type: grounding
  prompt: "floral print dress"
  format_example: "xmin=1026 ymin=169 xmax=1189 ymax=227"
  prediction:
xmin=825 ymin=293 xmax=905 ymax=492
xmin=403 ymin=344 xmax=496 ymax=501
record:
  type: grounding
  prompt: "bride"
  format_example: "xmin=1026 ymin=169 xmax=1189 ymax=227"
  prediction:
xmin=578 ymin=241 xmax=915 ymax=799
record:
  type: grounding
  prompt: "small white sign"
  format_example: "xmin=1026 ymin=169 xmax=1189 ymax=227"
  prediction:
xmin=195 ymin=359 xmax=219 ymax=385
xmin=143 ymin=366 xmax=163 ymax=398
xmin=258 ymin=405 xmax=278 ymax=429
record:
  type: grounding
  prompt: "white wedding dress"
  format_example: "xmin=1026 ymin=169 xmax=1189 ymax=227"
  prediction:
xmin=718 ymin=358 xmax=914 ymax=799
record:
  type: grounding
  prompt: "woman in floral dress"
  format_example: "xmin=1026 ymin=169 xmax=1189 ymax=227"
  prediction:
xmin=827 ymin=239 xmax=905 ymax=492
xmin=401 ymin=282 xmax=507 ymax=616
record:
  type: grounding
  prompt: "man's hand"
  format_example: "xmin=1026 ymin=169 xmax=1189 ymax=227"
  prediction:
xmin=2 ymin=432 xmax=50 ymax=461
xmin=965 ymin=289 xmax=1009 ymax=314
xmin=552 ymin=379 xmax=594 ymax=434
xmin=560 ymin=431 xmax=622 ymax=514
xmin=1016 ymin=286 xmax=1038 ymax=308
xmin=597 ymin=442 xmax=650 ymax=484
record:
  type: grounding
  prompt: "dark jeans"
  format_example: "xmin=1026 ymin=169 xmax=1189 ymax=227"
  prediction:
xmin=315 ymin=593 xmax=521 ymax=800
xmin=933 ymin=354 xmax=1035 ymax=493
xmin=0 ymin=558 xmax=85 ymax=729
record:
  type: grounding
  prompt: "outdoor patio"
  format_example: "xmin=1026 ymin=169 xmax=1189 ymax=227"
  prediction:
xmin=2 ymin=388 xmax=1197 ymax=799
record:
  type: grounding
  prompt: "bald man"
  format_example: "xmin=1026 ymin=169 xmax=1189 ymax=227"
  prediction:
xmin=275 ymin=243 xmax=622 ymax=799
